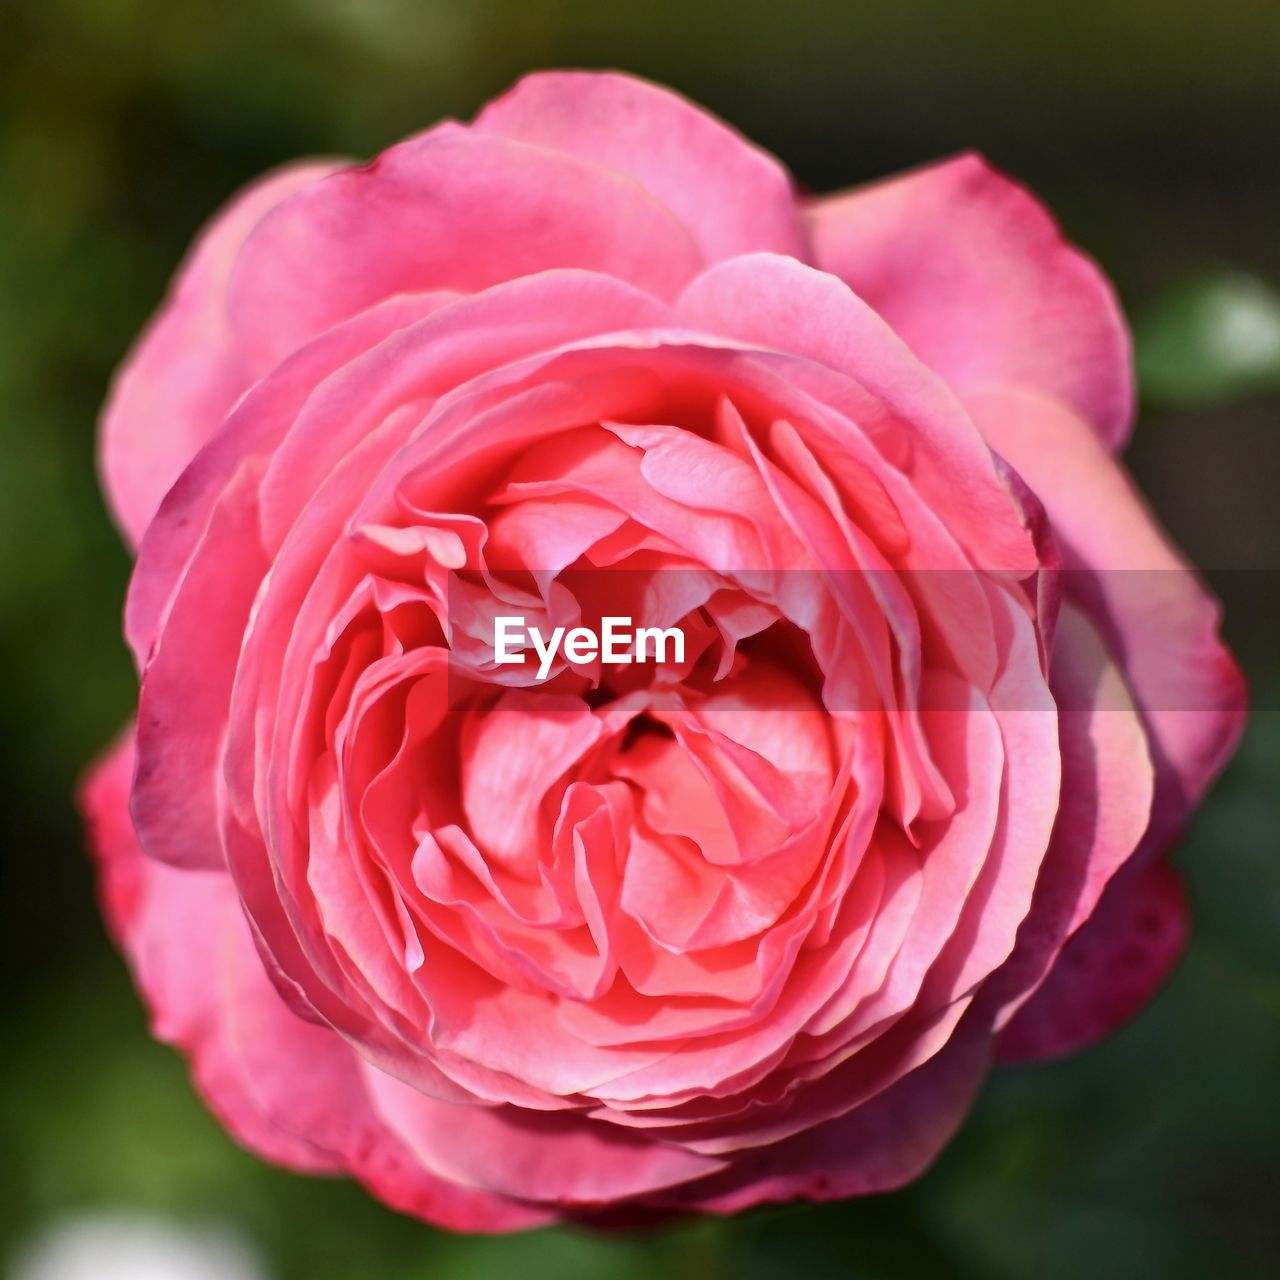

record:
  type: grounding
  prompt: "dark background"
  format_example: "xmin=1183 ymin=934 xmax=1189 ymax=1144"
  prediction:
xmin=2 ymin=2 xmax=1278 ymax=1277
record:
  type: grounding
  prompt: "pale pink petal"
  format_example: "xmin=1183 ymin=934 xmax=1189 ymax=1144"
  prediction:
xmin=100 ymin=162 xmax=342 ymax=546
xmin=125 ymin=290 xmax=453 ymax=666
xmin=227 ymin=127 xmax=701 ymax=366
xmin=459 ymin=693 xmax=604 ymax=871
xmin=475 ymin=70 xmax=806 ymax=263
xmin=805 ymin=153 xmax=1134 ymax=447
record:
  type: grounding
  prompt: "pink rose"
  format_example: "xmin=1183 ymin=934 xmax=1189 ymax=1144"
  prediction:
xmin=84 ymin=71 xmax=1245 ymax=1229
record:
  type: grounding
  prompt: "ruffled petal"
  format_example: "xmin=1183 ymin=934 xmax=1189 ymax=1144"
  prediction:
xmin=80 ymin=731 xmax=552 ymax=1232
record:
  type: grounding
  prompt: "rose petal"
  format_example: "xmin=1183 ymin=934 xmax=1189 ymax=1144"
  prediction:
xmin=227 ymin=127 xmax=702 ymax=366
xmin=997 ymin=860 xmax=1188 ymax=1062
xmin=675 ymin=252 xmax=1040 ymax=574
xmin=987 ymin=601 xmax=1155 ymax=1031
xmin=81 ymin=733 xmax=550 ymax=1230
xmin=805 ymin=153 xmax=1134 ymax=447
xmin=968 ymin=385 xmax=1246 ymax=852
xmin=362 ymin=1062 xmax=726 ymax=1205
xmin=647 ymin=1015 xmax=989 ymax=1211
xmin=101 ymin=162 xmax=342 ymax=545
xmin=475 ymin=70 xmax=806 ymax=264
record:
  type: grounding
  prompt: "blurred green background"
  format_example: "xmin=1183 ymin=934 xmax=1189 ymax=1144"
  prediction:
xmin=2 ymin=2 xmax=1278 ymax=1277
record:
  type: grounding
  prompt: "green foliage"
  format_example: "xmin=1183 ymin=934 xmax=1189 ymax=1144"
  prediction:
xmin=1137 ymin=274 xmax=1280 ymax=407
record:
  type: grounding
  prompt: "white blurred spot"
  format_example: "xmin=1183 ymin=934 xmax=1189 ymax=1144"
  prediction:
xmin=11 ymin=1210 xmax=270 ymax=1280
xmin=1204 ymin=276 xmax=1280 ymax=373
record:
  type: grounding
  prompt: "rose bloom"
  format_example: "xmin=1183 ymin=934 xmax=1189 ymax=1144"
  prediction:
xmin=84 ymin=72 xmax=1245 ymax=1229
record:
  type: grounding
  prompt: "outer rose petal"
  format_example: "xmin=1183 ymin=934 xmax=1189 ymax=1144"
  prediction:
xmin=968 ymin=389 xmax=1242 ymax=1059
xmin=226 ymin=127 xmax=703 ymax=368
xmin=362 ymin=1065 xmax=726 ymax=1206
xmin=100 ymin=161 xmax=343 ymax=545
xmin=124 ymin=290 xmax=457 ymax=669
xmin=805 ymin=153 xmax=1134 ymax=448
xmin=967 ymin=385 xmax=1246 ymax=850
xmin=997 ymin=861 xmax=1188 ymax=1062
xmin=80 ymin=733 xmax=552 ymax=1232
xmin=985 ymin=602 xmax=1154 ymax=1040
xmin=648 ymin=1018 xmax=990 ymax=1212
xmin=474 ymin=71 xmax=807 ymax=263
